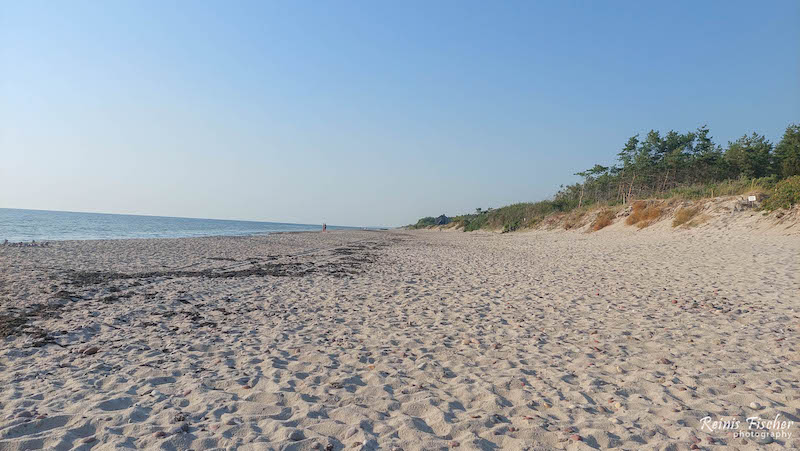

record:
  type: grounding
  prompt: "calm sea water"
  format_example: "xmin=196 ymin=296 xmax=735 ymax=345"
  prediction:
xmin=0 ymin=208 xmax=358 ymax=242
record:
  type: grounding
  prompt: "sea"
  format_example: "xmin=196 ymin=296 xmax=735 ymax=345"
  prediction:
xmin=0 ymin=208 xmax=359 ymax=242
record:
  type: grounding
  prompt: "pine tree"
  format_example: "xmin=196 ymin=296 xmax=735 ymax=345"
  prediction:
xmin=774 ymin=124 xmax=800 ymax=177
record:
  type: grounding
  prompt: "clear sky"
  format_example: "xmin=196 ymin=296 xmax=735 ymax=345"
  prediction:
xmin=2 ymin=1 xmax=798 ymax=227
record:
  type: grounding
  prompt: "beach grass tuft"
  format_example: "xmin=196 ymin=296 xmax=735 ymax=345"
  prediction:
xmin=626 ymin=202 xmax=663 ymax=228
xmin=591 ymin=209 xmax=616 ymax=231
xmin=673 ymin=206 xmax=701 ymax=227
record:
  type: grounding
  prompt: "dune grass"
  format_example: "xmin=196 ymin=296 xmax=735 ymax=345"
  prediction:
xmin=672 ymin=206 xmax=701 ymax=227
xmin=762 ymin=176 xmax=800 ymax=211
xmin=409 ymin=177 xmax=798 ymax=233
xmin=563 ymin=210 xmax=588 ymax=230
xmin=625 ymin=202 xmax=664 ymax=228
xmin=591 ymin=209 xmax=616 ymax=231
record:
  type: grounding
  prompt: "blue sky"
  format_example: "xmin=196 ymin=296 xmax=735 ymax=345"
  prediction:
xmin=1 ymin=1 xmax=798 ymax=227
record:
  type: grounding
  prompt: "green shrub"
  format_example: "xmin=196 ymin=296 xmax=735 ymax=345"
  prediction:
xmin=408 ymin=214 xmax=453 ymax=229
xmin=502 ymin=220 xmax=521 ymax=233
xmin=462 ymin=214 xmax=487 ymax=231
xmin=483 ymin=201 xmax=560 ymax=231
xmin=762 ymin=176 xmax=800 ymax=210
xmin=409 ymin=217 xmax=436 ymax=229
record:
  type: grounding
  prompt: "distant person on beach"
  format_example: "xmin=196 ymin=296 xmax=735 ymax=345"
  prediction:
xmin=322 ymin=223 xmax=326 ymax=232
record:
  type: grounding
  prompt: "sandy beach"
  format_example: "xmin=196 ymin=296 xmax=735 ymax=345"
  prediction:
xmin=1 ymin=227 xmax=798 ymax=450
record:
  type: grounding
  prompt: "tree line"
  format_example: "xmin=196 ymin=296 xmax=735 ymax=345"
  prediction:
xmin=556 ymin=123 xmax=800 ymax=209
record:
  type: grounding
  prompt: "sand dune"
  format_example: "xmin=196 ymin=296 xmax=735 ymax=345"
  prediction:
xmin=1 ymin=227 xmax=798 ymax=450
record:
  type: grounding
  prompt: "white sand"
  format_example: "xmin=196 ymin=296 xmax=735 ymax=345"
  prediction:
xmin=1 ymin=226 xmax=798 ymax=450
